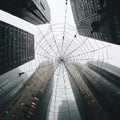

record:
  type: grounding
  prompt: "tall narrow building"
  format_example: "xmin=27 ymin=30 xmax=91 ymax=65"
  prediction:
xmin=70 ymin=0 xmax=120 ymax=45
xmin=0 ymin=0 xmax=51 ymax=25
xmin=0 ymin=62 xmax=56 ymax=120
xmin=87 ymin=61 xmax=120 ymax=88
xmin=66 ymin=61 xmax=120 ymax=120
xmin=58 ymin=100 xmax=81 ymax=120
xmin=0 ymin=20 xmax=34 ymax=75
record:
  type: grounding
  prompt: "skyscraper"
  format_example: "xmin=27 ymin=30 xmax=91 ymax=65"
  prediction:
xmin=58 ymin=100 xmax=81 ymax=120
xmin=66 ymin=61 xmax=120 ymax=120
xmin=0 ymin=62 xmax=56 ymax=120
xmin=0 ymin=0 xmax=51 ymax=25
xmin=87 ymin=61 xmax=120 ymax=88
xmin=70 ymin=0 xmax=120 ymax=45
xmin=0 ymin=20 xmax=34 ymax=75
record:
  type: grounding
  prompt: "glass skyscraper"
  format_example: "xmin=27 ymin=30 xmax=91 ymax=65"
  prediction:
xmin=0 ymin=21 xmax=34 ymax=75
xmin=0 ymin=0 xmax=51 ymax=25
xmin=70 ymin=0 xmax=120 ymax=45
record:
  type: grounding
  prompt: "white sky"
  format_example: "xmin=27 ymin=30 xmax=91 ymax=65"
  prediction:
xmin=47 ymin=0 xmax=75 ymax=25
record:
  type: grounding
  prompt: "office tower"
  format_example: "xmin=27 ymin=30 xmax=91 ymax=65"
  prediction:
xmin=0 ymin=0 xmax=51 ymax=25
xmin=0 ymin=62 xmax=56 ymax=120
xmin=58 ymin=100 xmax=81 ymax=120
xmin=87 ymin=61 xmax=120 ymax=88
xmin=0 ymin=21 xmax=34 ymax=75
xmin=66 ymin=61 xmax=120 ymax=120
xmin=70 ymin=0 xmax=120 ymax=45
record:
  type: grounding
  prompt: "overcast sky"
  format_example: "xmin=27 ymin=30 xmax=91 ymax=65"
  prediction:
xmin=47 ymin=0 xmax=74 ymax=24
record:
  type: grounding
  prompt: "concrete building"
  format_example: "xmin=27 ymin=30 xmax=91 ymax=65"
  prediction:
xmin=0 ymin=62 xmax=56 ymax=120
xmin=66 ymin=61 xmax=120 ymax=120
xmin=0 ymin=20 xmax=34 ymax=75
xmin=70 ymin=0 xmax=120 ymax=45
xmin=0 ymin=0 xmax=51 ymax=25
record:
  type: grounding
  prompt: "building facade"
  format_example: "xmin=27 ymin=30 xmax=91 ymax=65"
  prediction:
xmin=70 ymin=0 xmax=120 ymax=45
xmin=58 ymin=100 xmax=81 ymax=120
xmin=0 ymin=0 xmax=51 ymax=25
xmin=0 ymin=62 xmax=56 ymax=120
xmin=0 ymin=21 xmax=34 ymax=75
xmin=66 ymin=61 xmax=120 ymax=120
xmin=87 ymin=61 xmax=120 ymax=88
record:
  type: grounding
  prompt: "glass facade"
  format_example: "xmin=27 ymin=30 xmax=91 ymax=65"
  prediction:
xmin=0 ymin=21 xmax=34 ymax=75
xmin=0 ymin=0 xmax=51 ymax=25
xmin=0 ymin=62 xmax=55 ymax=120
xmin=67 ymin=62 xmax=120 ymax=120
xmin=70 ymin=0 xmax=120 ymax=45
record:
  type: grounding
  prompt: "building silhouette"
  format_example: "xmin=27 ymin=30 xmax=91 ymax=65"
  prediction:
xmin=70 ymin=0 xmax=120 ymax=45
xmin=0 ymin=62 xmax=56 ymax=120
xmin=0 ymin=20 xmax=34 ymax=75
xmin=66 ymin=61 xmax=120 ymax=120
xmin=0 ymin=0 xmax=51 ymax=25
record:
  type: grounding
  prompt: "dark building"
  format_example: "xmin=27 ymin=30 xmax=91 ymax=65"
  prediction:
xmin=66 ymin=61 xmax=120 ymax=120
xmin=0 ymin=20 xmax=34 ymax=75
xmin=0 ymin=0 xmax=51 ymax=25
xmin=70 ymin=0 xmax=120 ymax=45
xmin=0 ymin=62 xmax=56 ymax=120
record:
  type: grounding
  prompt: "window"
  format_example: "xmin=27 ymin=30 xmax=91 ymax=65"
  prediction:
xmin=20 ymin=102 xmax=24 ymax=106
xmin=40 ymin=2 xmax=45 ymax=10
